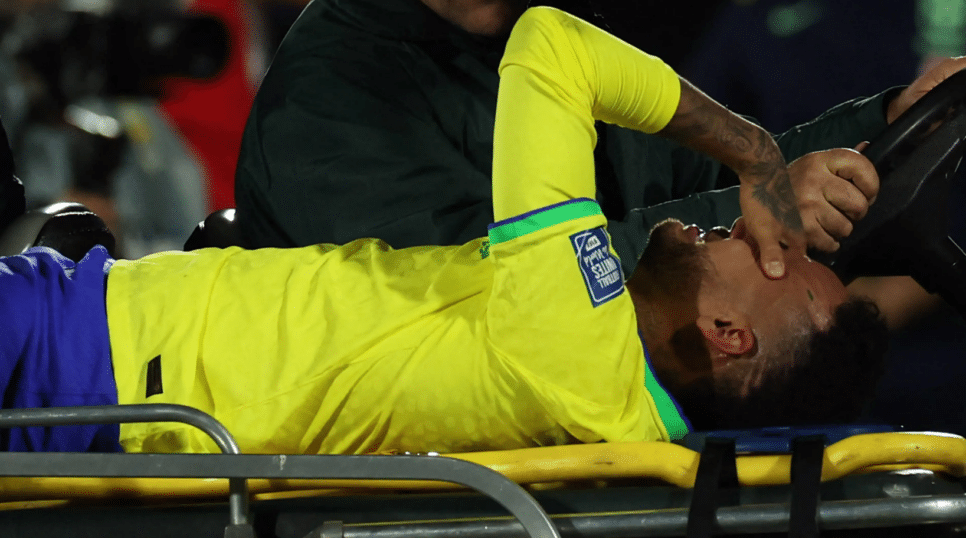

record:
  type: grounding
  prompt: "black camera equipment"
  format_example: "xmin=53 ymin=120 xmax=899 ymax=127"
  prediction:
xmin=4 ymin=6 xmax=229 ymax=108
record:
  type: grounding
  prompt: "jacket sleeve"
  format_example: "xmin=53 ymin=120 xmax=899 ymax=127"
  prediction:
xmin=773 ymin=87 xmax=901 ymax=158
xmin=666 ymin=87 xmax=897 ymax=192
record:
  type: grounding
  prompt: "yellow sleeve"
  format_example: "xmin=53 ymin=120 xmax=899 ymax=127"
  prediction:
xmin=483 ymin=8 xmax=691 ymax=443
xmin=492 ymin=6 xmax=681 ymax=219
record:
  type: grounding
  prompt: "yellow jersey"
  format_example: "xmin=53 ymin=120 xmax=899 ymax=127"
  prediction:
xmin=106 ymin=199 xmax=689 ymax=454
xmin=106 ymin=6 xmax=692 ymax=455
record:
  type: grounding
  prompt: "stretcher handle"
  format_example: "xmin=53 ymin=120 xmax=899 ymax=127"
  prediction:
xmin=817 ymin=69 xmax=966 ymax=317
xmin=0 ymin=403 xmax=241 ymax=454
xmin=0 ymin=404 xmax=250 ymax=530
xmin=0 ymin=407 xmax=564 ymax=538
xmin=862 ymin=69 xmax=966 ymax=172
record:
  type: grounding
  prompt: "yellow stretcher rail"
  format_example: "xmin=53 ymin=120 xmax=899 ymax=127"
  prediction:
xmin=0 ymin=432 xmax=962 ymax=505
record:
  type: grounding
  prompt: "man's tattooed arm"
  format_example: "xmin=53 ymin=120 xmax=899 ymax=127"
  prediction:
xmin=658 ymin=78 xmax=804 ymax=233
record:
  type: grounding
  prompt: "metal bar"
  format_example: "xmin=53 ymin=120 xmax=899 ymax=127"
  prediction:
xmin=0 ymin=405 xmax=250 ymax=526
xmin=0 ymin=452 xmax=560 ymax=538
xmin=325 ymin=495 xmax=966 ymax=538
xmin=0 ymin=405 xmax=240 ymax=453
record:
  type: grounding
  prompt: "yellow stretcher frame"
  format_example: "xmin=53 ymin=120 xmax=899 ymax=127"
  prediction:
xmin=0 ymin=431 xmax=963 ymax=507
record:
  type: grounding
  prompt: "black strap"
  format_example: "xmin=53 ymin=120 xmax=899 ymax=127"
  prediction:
xmin=788 ymin=435 xmax=826 ymax=538
xmin=0 ymin=116 xmax=24 ymax=234
xmin=687 ymin=437 xmax=739 ymax=538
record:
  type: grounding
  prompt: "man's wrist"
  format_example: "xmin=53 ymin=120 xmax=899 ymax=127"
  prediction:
xmin=883 ymin=86 xmax=908 ymax=125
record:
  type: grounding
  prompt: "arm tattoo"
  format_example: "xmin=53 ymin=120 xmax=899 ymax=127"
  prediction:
xmin=752 ymin=170 xmax=805 ymax=231
xmin=663 ymin=96 xmax=712 ymax=141
xmin=663 ymin=90 xmax=758 ymax=161
xmin=717 ymin=117 xmax=753 ymax=154
xmin=661 ymin=80 xmax=803 ymax=231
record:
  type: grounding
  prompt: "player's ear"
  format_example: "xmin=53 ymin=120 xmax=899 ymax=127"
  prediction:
xmin=696 ymin=312 xmax=756 ymax=365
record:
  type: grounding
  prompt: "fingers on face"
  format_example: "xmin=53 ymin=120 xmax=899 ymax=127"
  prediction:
xmin=731 ymin=216 xmax=804 ymax=278
xmin=750 ymin=218 xmax=799 ymax=279
xmin=732 ymin=217 xmax=777 ymax=274
xmin=758 ymin=242 xmax=788 ymax=279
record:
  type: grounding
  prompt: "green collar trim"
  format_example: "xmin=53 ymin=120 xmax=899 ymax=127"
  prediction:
xmin=640 ymin=334 xmax=692 ymax=440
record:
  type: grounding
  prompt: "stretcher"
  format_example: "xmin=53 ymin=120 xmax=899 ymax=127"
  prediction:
xmin=0 ymin=405 xmax=965 ymax=537
xmin=2 ymin=54 xmax=966 ymax=538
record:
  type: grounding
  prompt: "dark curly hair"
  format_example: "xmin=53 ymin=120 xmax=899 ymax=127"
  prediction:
xmin=678 ymin=298 xmax=890 ymax=431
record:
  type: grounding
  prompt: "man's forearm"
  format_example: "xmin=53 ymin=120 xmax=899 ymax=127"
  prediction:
xmin=658 ymin=78 xmax=803 ymax=232
xmin=659 ymin=79 xmax=777 ymax=174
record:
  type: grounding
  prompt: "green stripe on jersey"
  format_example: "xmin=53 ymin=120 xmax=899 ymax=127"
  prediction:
xmin=488 ymin=200 xmax=602 ymax=245
xmin=643 ymin=359 xmax=690 ymax=440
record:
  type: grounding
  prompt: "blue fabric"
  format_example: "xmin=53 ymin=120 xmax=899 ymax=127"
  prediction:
xmin=0 ymin=246 xmax=121 ymax=452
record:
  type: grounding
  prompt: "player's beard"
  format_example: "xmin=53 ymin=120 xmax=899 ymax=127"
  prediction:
xmin=634 ymin=221 xmax=785 ymax=430
xmin=635 ymin=220 xmax=710 ymax=304
xmin=631 ymin=220 xmax=718 ymax=426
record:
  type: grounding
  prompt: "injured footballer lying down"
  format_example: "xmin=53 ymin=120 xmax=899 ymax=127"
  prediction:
xmin=0 ymin=7 xmax=887 ymax=453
